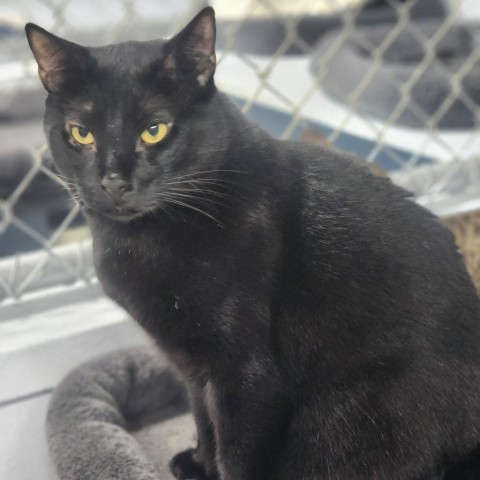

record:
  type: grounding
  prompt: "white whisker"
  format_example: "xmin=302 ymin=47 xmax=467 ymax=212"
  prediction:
xmin=159 ymin=195 xmax=224 ymax=227
xmin=166 ymin=169 xmax=245 ymax=182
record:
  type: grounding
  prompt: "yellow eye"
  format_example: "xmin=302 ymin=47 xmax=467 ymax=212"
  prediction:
xmin=140 ymin=122 xmax=170 ymax=145
xmin=71 ymin=125 xmax=95 ymax=145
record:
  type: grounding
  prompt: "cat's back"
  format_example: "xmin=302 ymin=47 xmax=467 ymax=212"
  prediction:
xmin=279 ymin=140 xmax=466 ymax=281
xmin=272 ymin=139 xmax=480 ymax=366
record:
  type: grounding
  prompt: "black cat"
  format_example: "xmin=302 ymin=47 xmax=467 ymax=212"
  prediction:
xmin=26 ymin=7 xmax=480 ymax=480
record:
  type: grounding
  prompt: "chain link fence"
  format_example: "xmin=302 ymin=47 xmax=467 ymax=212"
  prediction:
xmin=1 ymin=0 xmax=479 ymax=305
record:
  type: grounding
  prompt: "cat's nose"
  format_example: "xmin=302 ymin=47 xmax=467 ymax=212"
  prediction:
xmin=101 ymin=174 xmax=130 ymax=200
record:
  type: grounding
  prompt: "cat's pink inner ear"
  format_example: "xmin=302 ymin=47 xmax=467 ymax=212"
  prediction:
xmin=186 ymin=7 xmax=216 ymax=57
xmin=26 ymin=25 xmax=68 ymax=93
xmin=179 ymin=7 xmax=217 ymax=86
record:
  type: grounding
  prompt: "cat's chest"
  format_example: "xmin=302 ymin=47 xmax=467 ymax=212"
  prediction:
xmin=93 ymin=231 xmax=229 ymax=327
xmin=96 ymin=239 xmax=212 ymax=301
xmin=93 ymin=231 xmax=252 ymax=374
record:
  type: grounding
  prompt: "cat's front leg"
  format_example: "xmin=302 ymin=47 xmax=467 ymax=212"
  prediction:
xmin=170 ymin=380 xmax=218 ymax=480
xmin=206 ymin=357 xmax=289 ymax=480
xmin=170 ymin=449 xmax=211 ymax=480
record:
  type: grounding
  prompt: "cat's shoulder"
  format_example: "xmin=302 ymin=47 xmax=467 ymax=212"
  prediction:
xmin=277 ymin=139 xmax=406 ymax=201
xmin=274 ymin=139 xmax=450 ymax=240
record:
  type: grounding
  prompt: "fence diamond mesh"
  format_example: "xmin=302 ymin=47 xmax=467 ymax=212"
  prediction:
xmin=0 ymin=0 xmax=479 ymax=304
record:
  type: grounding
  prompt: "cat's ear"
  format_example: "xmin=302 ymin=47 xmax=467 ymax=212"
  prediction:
xmin=25 ymin=24 xmax=90 ymax=94
xmin=166 ymin=7 xmax=216 ymax=87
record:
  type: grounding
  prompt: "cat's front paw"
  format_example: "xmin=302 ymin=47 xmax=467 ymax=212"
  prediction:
xmin=169 ymin=449 xmax=212 ymax=480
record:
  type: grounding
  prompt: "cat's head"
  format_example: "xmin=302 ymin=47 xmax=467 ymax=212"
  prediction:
xmin=26 ymin=8 xmax=224 ymax=222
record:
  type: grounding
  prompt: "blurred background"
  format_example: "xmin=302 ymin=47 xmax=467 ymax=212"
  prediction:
xmin=2 ymin=0 xmax=480 ymax=477
xmin=2 ymin=0 xmax=480 ymax=302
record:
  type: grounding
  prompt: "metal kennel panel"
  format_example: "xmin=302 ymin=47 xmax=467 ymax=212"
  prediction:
xmin=0 ymin=0 xmax=479 ymax=305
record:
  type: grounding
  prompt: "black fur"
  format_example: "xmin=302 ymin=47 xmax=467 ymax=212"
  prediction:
xmin=26 ymin=8 xmax=480 ymax=480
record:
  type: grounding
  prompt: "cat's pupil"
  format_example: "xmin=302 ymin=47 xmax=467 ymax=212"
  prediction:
xmin=78 ymin=127 xmax=88 ymax=138
xmin=148 ymin=125 xmax=158 ymax=135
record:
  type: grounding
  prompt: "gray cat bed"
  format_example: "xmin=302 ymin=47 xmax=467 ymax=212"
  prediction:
xmin=46 ymin=347 xmax=194 ymax=480
xmin=311 ymin=20 xmax=480 ymax=129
